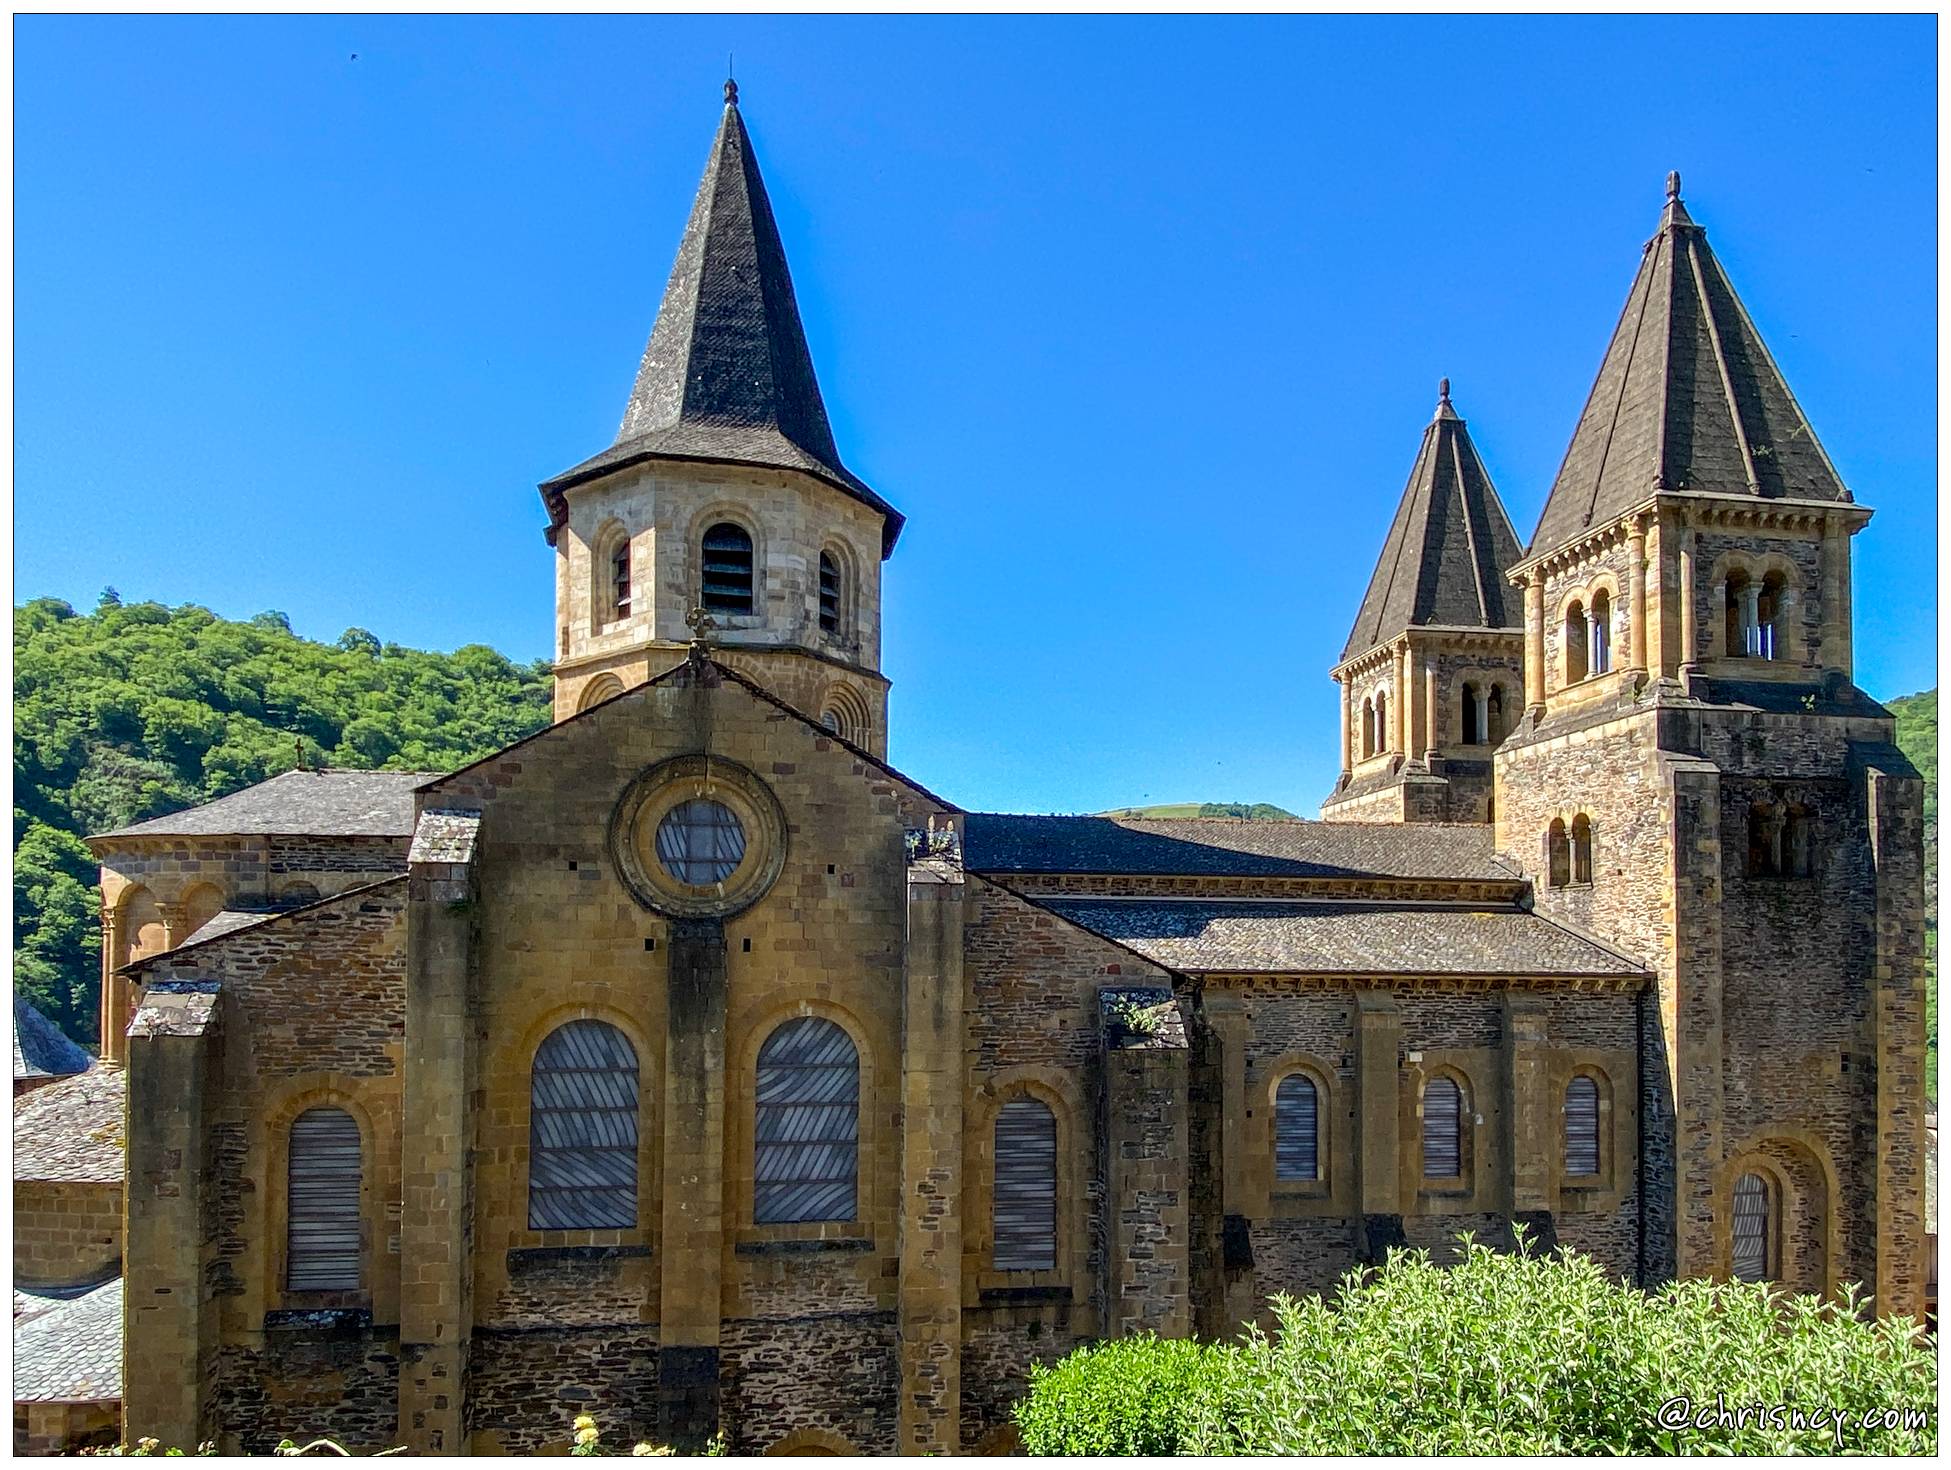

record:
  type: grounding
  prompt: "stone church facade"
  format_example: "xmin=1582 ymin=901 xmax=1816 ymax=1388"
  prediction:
xmin=85 ymin=92 xmax=1925 ymax=1454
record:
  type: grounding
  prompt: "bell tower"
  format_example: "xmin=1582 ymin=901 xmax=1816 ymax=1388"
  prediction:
xmin=539 ymin=81 xmax=902 ymax=755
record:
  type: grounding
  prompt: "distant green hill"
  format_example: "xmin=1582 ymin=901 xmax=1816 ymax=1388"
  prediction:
xmin=1887 ymin=688 xmax=1936 ymax=1100
xmin=1101 ymin=802 xmax=1300 ymax=822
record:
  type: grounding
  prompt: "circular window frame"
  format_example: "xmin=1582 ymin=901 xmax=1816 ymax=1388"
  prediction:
xmin=610 ymin=755 xmax=788 ymax=918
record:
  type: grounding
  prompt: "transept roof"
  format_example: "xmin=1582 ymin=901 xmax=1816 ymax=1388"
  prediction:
xmin=1526 ymin=174 xmax=1853 ymax=561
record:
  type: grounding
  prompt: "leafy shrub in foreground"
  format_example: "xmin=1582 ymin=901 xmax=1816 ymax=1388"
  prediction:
xmin=1015 ymin=1238 xmax=1936 ymax=1455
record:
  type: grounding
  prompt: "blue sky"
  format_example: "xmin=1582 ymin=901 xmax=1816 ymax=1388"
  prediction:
xmin=15 ymin=16 xmax=1937 ymax=815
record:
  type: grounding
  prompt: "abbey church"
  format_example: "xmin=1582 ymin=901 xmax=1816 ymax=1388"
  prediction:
xmin=28 ymin=85 xmax=1926 ymax=1454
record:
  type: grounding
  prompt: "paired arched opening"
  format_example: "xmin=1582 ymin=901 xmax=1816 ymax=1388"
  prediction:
xmin=1748 ymin=797 xmax=1816 ymax=878
xmin=1545 ymin=814 xmax=1594 ymax=888
xmin=1459 ymin=681 xmax=1508 ymax=747
xmin=1724 ymin=565 xmax=1792 ymax=661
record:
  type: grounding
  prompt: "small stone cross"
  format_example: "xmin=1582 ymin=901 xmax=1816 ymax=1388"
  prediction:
xmin=685 ymin=606 xmax=718 ymax=650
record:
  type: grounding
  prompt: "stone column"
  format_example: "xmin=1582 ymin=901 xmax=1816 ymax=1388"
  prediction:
xmin=1835 ymin=525 xmax=1855 ymax=682
xmin=1423 ymin=662 xmax=1439 ymax=756
xmin=1391 ymin=645 xmax=1407 ymax=754
xmin=398 ymin=847 xmax=479 ymax=1453
xmin=1524 ymin=577 xmax=1545 ymax=713
xmin=1337 ymin=679 xmax=1352 ymax=778
xmin=1628 ymin=525 xmax=1649 ymax=672
xmin=1406 ymin=647 xmax=1425 ymax=761
xmin=1475 ymin=687 xmax=1490 ymax=746
xmin=658 ymin=919 xmax=729 ymax=1447
xmin=1677 ymin=532 xmax=1698 ymax=675
xmin=158 ymin=902 xmax=187 ymax=951
xmin=99 ymin=907 xmax=125 ymax=1065
xmin=897 ymin=868 xmax=965 ymax=1454
xmin=123 ymin=987 xmax=221 ymax=1453
xmin=1740 ymin=583 xmax=1761 ymax=659
xmin=1199 ymin=992 xmax=1256 ymax=1335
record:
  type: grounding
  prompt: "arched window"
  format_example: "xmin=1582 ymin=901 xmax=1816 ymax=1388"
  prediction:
xmin=1730 ymin=1172 xmax=1773 ymax=1282
xmin=1460 ymin=682 xmax=1481 ymax=746
xmin=1783 ymin=804 xmax=1814 ymax=878
xmin=1361 ymin=698 xmax=1376 ymax=759
xmin=993 ymin=1097 xmax=1057 ymax=1270
xmin=612 ymin=541 xmax=632 ymax=619
xmin=755 ymin=1017 xmax=859 ymax=1225
xmin=1274 ymin=1074 xmax=1320 ymax=1182
xmin=1422 ymin=1077 xmax=1463 ymax=1179
xmin=1725 ymin=569 xmax=1753 ymax=657
xmin=288 ymin=1107 xmax=362 ymax=1291
xmin=1571 ymin=813 xmax=1593 ymax=885
xmin=1486 ymin=685 xmax=1506 ymax=744
xmin=702 ymin=522 xmax=755 ymax=616
xmin=1375 ymin=691 xmax=1389 ymax=752
xmin=529 ymin=1020 xmax=639 ymax=1230
xmin=1748 ymin=801 xmax=1781 ymax=877
xmin=1563 ymin=1076 xmax=1600 ymax=1177
xmin=1590 ymin=590 xmax=1612 ymax=675
xmin=1563 ymin=600 xmax=1589 ymax=684
xmin=1546 ymin=818 xmax=1570 ymax=888
xmin=818 ymin=551 xmax=842 ymax=634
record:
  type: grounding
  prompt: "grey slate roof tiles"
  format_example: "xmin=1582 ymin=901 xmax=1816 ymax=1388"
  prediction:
xmin=13 ymin=997 xmax=90 ymax=1082
xmin=90 ymin=768 xmax=436 ymax=841
xmin=14 ymin=1065 xmax=125 ymax=1184
xmin=963 ymin=814 xmax=1512 ymax=881
xmin=12 ymin=1276 xmax=123 ymax=1403
xmin=1342 ymin=385 xmax=1527 ymax=663
xmin=1528 ymin=179 xmax=1853 ymax=560
xmin=1040 ymin=898 xmax=1643 ymax=978
xmin=541 ymin=88 xmax=903 ymax=555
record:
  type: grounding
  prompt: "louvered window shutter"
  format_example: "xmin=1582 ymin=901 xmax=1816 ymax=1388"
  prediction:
xmin=702 ymin=523 xmax=755 ymax=614
xmin=1564 ymin=1076 xmax=1600 ymax=1176
xmin=1422 ymin=1078 xmax=1462 ymax=1179
xmin=1275 ymin=1075 xmax=1319 ymax=1181
xmin=529 ymin=1020 xmax=640 ymax=1230
xmin=754 ymin=1018 xmax=859 ymax=1225
xmin=993 ymin=1099 xmax=1057 ymax=1270
xmin=287 ymin=1107 xmax=362 ymax=1291
xmin=1731 ymin=1173 xmax=1771 ymax=1282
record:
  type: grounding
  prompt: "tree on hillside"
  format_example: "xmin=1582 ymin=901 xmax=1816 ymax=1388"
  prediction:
xmin=12 ymin=597 xmax=554 ymax=1044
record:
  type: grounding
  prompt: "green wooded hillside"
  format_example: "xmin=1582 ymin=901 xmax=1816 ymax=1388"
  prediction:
xmin=13 ymin=593 xmax=553 ymax=1042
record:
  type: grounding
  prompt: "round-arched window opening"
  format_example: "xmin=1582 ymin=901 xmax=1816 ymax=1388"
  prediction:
xmin=655 ymin=799 xmax=747 ymax=886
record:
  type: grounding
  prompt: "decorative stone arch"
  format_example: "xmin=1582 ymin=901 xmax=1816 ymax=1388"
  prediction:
xmin=577 ymin=672 xmax=628 ymax=713
xmin=967 ymin=1067 xmax=1087 ymax=1287
xmin=1259 ymin=1052 xmax=1336 ymax=1193
xmin=817 ymin=680 xmax=873 ymax=745
xmin=731 ymin=996 xmax=880 ymax=1238
xmin=1415 ymin=1065 xmax=1475 ymax=1192
xmin=178 ymin=881 xmax=225 ymax=941
xmin=1719 ymin=1132 xmax=1836 ymax=1297
xmin=1557 ymin=590 xmax=1590 ymax=686
xmin=277 ymin=880 xmax=321 ymax=907
xmin=256 ymin=1076 xmax=384 ymax=1312
xmin=115 ymin=883 xmax=168 ymax=968
xmin=764 ymin=1428 xmax=855 ymax=1456
xmin=588 ymin=517 xmax=633 ymax=630
xmin=685 ymin=501 xmax=768 ymax=624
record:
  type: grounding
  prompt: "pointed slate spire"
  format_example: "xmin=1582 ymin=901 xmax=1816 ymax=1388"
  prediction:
xmin=542 ymin=84 xmax=903 ymax=554
xmin=1527 ymin=174 xmax=1851 ymax=559
xmin=1341 ymin=383 xmax=1527 ymax=662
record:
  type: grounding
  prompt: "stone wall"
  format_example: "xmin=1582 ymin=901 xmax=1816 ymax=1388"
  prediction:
xmin=210 ymin=1330 xmax=401 ymax=1455
xmin=13 ymin=1179 xmax=123 ymax=1287
xmin=467 ymin=1326 xmax=660 ymax=1454
xmin=720 ymin=1312 xmax=899 ymax=1454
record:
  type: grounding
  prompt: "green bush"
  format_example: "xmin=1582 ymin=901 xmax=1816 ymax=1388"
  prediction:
xmin=1014 ymin=1238 xmax=1937 ymax=1455
xmin=1013 ymin=1332 xmax=1232 ymax=1455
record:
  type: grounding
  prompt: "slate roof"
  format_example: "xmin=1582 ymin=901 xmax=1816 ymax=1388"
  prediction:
xmin=963 ymin=815 xmax=1512 ymax=882
xmin=90 ymin=768 xmax=436 ymax=841
xmin=14 ymin=1065 xmax=125 ymax=1184
xmin=182 ymin=910 xmax=277 ymax=946
xmin=13 ymin=997 xmax=90 ymax=1082
xmin=1039 ymin=898 xmax=1644 ymax=978
xmin=540 ymin=84 xmax=903 ymax=556
xmin=1342 ymin=383 xmax=1527 ymax=663
xmin=13 ymin=1276 xmax=123 ymax=1403
xmin=1528 ymin=176 xmax=1853 ymax=561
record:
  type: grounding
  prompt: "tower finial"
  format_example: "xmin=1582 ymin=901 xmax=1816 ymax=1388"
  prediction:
xmin=1666 ymin=169 xmax=1681 ymax=202
xmin=724 ymin=73 xmax=738 ymax=108
xmin=1438 ymin=376 xmax=1451 ymax=404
